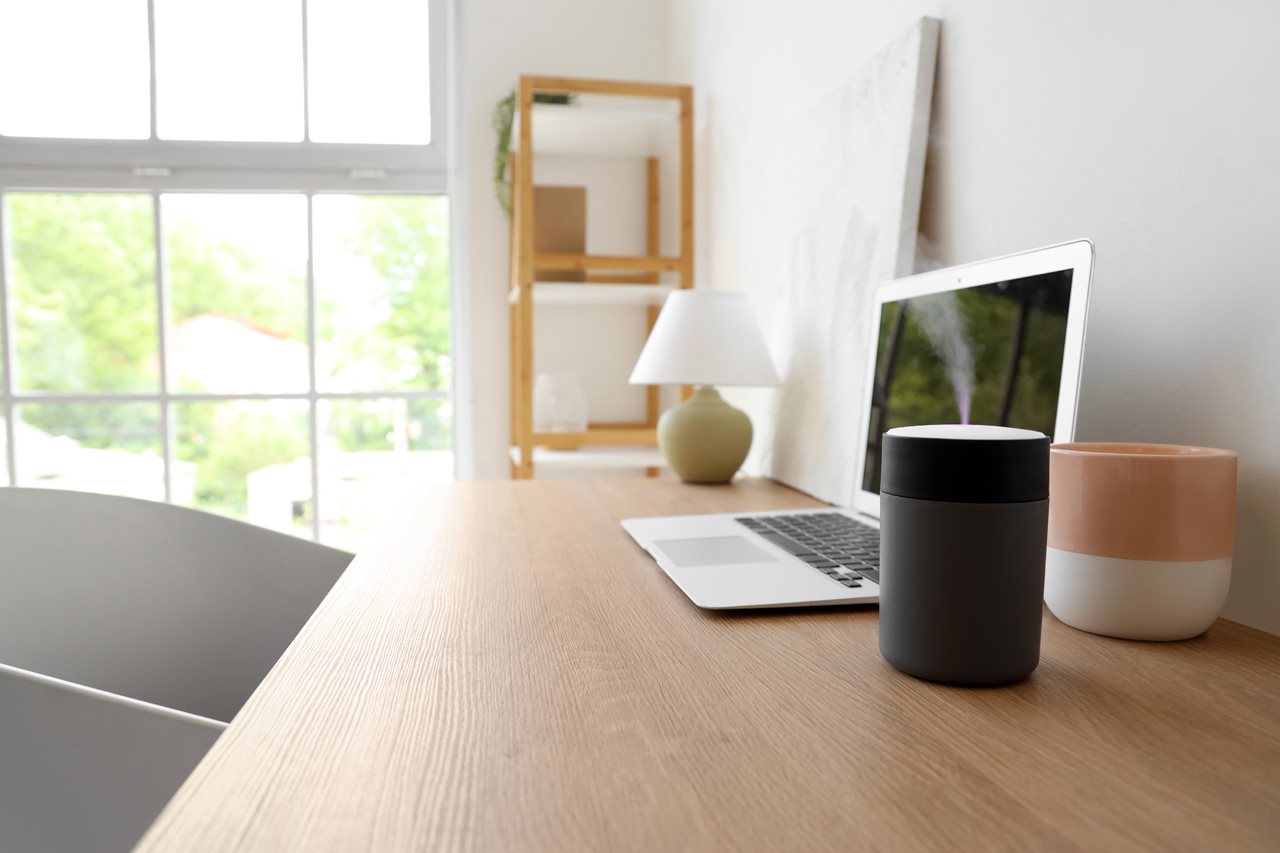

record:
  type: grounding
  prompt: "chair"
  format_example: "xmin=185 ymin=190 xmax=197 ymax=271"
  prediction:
xmin=0 ymin=664 xmax=223 ymax=853
xmin=0 ymin=487 xmax=353 ymax=852
xmin=0 ymin=487 xmax=352 ymax=722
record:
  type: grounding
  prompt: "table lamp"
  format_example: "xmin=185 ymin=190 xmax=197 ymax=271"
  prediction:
xmin=629 ymin=290 xmax=780 ymax=483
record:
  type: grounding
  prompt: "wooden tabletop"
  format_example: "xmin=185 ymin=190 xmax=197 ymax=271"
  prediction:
xmin=137 ymin=478 xmax=1280 ymax=852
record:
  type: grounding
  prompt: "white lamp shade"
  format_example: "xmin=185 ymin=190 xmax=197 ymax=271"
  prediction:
xmin=629 ymin=290 xmax=780 ymax=387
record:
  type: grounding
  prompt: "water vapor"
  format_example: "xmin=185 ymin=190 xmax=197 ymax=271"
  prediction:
xmin=911 ymin=291 xmax=975 ymax=424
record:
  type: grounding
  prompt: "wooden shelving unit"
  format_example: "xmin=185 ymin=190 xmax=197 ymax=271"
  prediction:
xmin=508 ymin=76 xmax=694 ymax=479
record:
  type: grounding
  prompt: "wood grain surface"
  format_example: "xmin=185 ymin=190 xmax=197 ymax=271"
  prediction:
xmin=135 ymin=479 xmax=1280 ymax=852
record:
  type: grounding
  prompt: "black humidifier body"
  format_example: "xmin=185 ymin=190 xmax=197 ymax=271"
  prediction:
xmin=877 ymin=424 xmax=1051 ymax=686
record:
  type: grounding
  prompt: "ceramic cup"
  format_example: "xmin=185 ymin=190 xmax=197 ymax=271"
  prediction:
xmin=1045 ymin=443 xmax=1237 ymax=641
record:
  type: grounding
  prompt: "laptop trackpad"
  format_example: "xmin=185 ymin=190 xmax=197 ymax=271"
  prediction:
xmin=654 ymin=536 xmax=779 ymax=568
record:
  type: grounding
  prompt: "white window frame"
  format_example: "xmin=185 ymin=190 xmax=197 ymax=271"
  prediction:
xmin=0 ymin=0 xmax=450 ymax=192
xmin=0 ymin=0 xmax=464 ymax=541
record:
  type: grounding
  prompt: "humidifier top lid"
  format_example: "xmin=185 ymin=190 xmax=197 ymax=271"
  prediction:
xmin=882 ymin=424 xmax=1049 ymax=504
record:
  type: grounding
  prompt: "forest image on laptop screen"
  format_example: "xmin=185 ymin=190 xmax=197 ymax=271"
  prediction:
xmin=862 ymin=269 xmax=1073 ymax=494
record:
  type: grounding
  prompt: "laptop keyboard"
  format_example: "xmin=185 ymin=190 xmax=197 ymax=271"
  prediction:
xmin=734 ymin=512 xmax=880 ymax=589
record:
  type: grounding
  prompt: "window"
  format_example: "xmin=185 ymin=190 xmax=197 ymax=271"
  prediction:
xmin=0 ymin=0 xmax=452 ymax=550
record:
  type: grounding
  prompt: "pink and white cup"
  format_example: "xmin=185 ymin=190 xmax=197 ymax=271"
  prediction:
xmin=1045 ymin=443 xmax=1237 ymax=641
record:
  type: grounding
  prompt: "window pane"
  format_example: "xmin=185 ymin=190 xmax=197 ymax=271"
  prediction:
xmin=174 ymin=400 xmax=311 ymax=536
xmin=318 ymin=397 xmax=451 ymax=548
xmin=0 ymin=0 xmax=150 ymax=139
xmin=164 ymin=194 xmax=309 ymax=393
xmin=14 ymin=403 xmax=163 ymax=500
xmin=6 ymin=193 xmax=158 ymax=393
xmin=155 ymin=0 xmax=303 ymax=141
xmin=307 ymin=0 xmax=431 ymax=144
xmin=313 ymin=195 xmax=450 ymax=392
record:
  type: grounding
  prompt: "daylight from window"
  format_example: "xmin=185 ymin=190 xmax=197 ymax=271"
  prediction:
xmin=0 ymin=0 xmax=448 ymax=551
xmin=0 ymin=0 xmax=430 ymax=144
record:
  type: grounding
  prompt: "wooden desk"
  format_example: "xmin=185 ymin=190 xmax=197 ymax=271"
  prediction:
xmin=137 ymin=479 xmax=1280 ymax=852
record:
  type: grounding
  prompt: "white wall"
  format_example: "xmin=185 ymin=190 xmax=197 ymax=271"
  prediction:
xmin=669 ymin=0 xmax=1280 ymax=633
xmin=533 ymin=155 xmax=655 ymax=425
xmin=457 ymin=0 xmax=671 ymax=479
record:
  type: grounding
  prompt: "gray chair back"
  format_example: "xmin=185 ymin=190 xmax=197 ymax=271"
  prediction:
xmin=0 ymin=487 xmax=352 ymax=722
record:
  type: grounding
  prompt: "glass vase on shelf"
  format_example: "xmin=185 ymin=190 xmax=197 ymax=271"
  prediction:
xmin=533 ymin=373 xmax=589 ymax=448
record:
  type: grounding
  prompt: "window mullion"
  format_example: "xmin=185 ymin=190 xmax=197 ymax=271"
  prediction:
xmin=301 ymin=0 xmax=312 ymax=144
xmin=2 ymin=390 xmax=447 ymax=403
xmin=152 ymin=192 xmax=174 ymax=503
xmin=146 ymin=0 xmax=159 ymax=140
xmin=0 ymin=195 xmax=17 ymax=485
xmin=306 ymin=193 xmax=322 ymax=541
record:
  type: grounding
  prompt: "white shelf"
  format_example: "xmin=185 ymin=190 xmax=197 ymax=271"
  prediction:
xmin=509 ymin=446 xmax=667 ymax=470
xmin=510 ymin=96 xmax=680 ymax=158
xmin=509 ymin=283 xmax=675 ymax=307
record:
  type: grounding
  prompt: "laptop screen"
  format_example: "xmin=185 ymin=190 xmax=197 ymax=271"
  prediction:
xmin=861 ymin=269 xmax=1074 ymax=495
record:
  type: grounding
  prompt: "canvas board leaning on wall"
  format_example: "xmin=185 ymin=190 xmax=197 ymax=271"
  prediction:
xmin=749 ymin=18 xmax=940 ymax=504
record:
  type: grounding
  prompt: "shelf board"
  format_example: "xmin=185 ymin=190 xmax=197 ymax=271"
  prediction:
xmin=509 ymin=445 xmax=668 ymax=470
xmin=531 ymin=427 xmax=657 ymax=449
xmin=535 ymin=253 xmax=681 ymax=273
xmin=510 ymin=96 xmax=681 ymax=158
xmin=508 ymin=283 xmax=675 ymax=307
xmin=526 ymin=77 xmax=690 ymax=100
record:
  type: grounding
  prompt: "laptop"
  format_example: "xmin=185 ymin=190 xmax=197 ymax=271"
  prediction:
xmin=622 ymin=239 xmax=1094 ymax=608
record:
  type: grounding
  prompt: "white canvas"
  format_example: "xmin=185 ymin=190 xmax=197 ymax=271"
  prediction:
xmin=710 ymin=18 xmax=939 ymax=504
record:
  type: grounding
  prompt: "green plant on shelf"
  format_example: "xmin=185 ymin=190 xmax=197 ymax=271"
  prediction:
xmin=491 ymin=88 xmax=575 ymax=218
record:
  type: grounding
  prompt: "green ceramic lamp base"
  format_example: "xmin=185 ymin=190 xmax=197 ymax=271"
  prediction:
xmin=658 ymin=386 xmax=753 ymax=484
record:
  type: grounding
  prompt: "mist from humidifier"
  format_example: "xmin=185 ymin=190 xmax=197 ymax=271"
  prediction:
xmin=912 ymin=291 xmax=975 ymax=425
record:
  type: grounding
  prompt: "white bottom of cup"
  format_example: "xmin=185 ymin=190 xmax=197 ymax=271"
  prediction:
xmin=1045 ymin=547 xmax=1231 ymax=641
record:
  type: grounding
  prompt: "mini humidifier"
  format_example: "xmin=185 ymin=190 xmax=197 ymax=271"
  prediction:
xmin=877 ymin=424 xmax=1051 ymax=686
